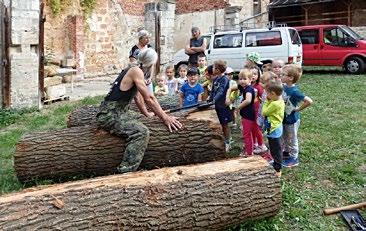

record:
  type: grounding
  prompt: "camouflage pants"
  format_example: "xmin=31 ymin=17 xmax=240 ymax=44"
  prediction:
xmin=96 ymin=101 xmax=150 ymax=173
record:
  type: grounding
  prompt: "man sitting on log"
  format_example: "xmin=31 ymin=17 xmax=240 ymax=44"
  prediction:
xmin=97 ymin=48 xmax=183 ymax=173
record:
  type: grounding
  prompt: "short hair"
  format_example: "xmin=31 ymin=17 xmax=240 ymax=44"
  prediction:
xmin=178 ymin=64 xmax=188 ymax=71
xmin=214 ymin=60 xmax=227 ymax=74
xmin=267 ymin=81 xmax=283 ymax=96
xmin=165 ymin=65 xmax=174 ymax=72
xmin=138 ymin=48 xmax=157 ymax=67
xmin=191 ymin=27 xmax=200 ymax=33
xmin=238 ymin=68 xmax=252 ymax=80
xmin=198 ymin=54 xmax=206 ymax=59
xmin=283 ymin=64 xmax=302 ymax=83
xmin=262 ymin=71 xmax=278 ymax=82
xmin=272 ymin=59 xmax=285 ymax=68
xmin=206 ymin=65 xmax=214 ymax=75
xmin=138 ymin=30 xmax=151 ymax=39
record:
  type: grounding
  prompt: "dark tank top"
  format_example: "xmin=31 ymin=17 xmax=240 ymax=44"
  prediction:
xmin=104 ymin=68 xmax=137 ymax=103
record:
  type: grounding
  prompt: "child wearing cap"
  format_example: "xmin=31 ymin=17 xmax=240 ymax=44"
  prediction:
xmin=179 ymin=67 xmax=204 ymax=107
xmin=245 ymin=52 xmax=262 ymax=69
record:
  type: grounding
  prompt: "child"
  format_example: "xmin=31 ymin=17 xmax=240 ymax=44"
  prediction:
xmin=177 ymin=64 xmax=188 ymax=93
xmin=281 ymin=64 xmax=313 ymax=167
xmin=209 ymin=60 xmax=232 ymax=152
xmin=272 ymin=59 xmax=285 ymax=78
xmin=226 ymin=67 xmax=239 ymax=128
xmin=226 ymin=69 xmax=256 ymax=157
xmin=201 ymin=65 xmax=214 ymax=101
xmin=262 ymin=81 xmax=285 ymax=177
xmin=154 ymin=75 xmax=169 ymax=96
xmin=165 ymin=65 xmax=177 ymax=96
xmin=250 ymin=67 xmax=267 ymax=153
xmin=179 ymin=67 xmax=204 ymax=107
xmin=197 ymin=54 xmax=207 ymax=82
xmin=244 ymin=52 xmax=262 ymax=69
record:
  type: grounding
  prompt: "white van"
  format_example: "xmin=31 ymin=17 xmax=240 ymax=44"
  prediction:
xmin=173 ymin=25 xmax=303 ymax=72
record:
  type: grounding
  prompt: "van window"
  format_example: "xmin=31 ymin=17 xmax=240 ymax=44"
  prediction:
xmin=202 ymin=35 xmax=211 ymax=49
xmin=245 ymin=31 xmax=282 ymax=47
xmin=298 ymin=30 xmax=319 ymax=44
xmin=289 ymin=29 xmax=301 ymax=45
xmin=324 ymin=28 xmax=353 ymax=46
xmin=213 ymin=33 xmax=243 ymax=49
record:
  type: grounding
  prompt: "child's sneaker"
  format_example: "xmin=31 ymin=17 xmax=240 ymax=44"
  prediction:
xmin=282 ymin=156 xmax=299 ymax=168
xmin=253 ymin=145 xmax=268 ymax=154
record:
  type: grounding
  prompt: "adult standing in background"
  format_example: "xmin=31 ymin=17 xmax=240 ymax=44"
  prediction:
xmin=129 ymin=30 xmax=154 ymax=94
xmin=185 ymin=27 xmax=206 ymax=67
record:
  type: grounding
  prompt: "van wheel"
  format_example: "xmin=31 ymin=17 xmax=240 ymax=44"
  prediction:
xmin=344 ymin=57 xmax=365 ymax=74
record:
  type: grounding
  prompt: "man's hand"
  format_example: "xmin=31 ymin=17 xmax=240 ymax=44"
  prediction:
xmin=163 ymin=115 xmax=183 ymax=132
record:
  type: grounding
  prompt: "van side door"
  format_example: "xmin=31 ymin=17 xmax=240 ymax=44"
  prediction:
xmin=207 ymin=32 xmax=243 ymax=70
xmin=298 ymin=29 xmax=320 ymax=65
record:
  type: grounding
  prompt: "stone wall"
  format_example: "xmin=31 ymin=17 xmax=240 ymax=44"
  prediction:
xmin=9 ymin=0 xmax=40 ymax=109
xmin=351 ymin=26 xmax=366 ymax=38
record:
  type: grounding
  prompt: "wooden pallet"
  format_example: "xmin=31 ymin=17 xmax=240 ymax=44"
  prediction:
xmin=43 ymin=95 xmax=70 ymax=105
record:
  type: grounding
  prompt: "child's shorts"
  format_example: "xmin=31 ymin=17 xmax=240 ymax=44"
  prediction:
xmin=215 ymin=106 xmax=233 ymax=125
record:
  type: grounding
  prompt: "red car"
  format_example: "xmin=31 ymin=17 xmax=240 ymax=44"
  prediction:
xmin=295 ymin=25 xmax=366 ymax=74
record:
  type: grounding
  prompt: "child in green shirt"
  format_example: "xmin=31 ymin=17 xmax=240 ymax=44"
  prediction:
xmin=262 ymin=81 xmax=285 ymax=177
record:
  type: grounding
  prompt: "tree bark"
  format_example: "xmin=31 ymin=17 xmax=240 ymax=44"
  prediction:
xmin=1 ymin=157 xmax=282 ymax=231
xmin=67 ymin=94 xmax=186 ymax=128
xmin=15 ymin=110 xmax=225 ymax=182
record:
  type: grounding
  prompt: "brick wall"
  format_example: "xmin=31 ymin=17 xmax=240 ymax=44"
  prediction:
xmin=176 ymin=0 xmax=229 ymax=14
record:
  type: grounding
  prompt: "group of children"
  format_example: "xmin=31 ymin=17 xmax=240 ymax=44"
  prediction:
xmin=154 ymin=53 xmax=313 ymax=177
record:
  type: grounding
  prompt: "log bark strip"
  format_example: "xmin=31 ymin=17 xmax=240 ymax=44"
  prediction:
xmin=15 ymin=112 xmax=225 ymax=182
xmin=1 ymin=157 xmax=282 ymax=230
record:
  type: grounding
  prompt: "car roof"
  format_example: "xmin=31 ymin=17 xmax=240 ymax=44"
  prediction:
xmin=213 ymin=27 xmax=294 ymax=35
xmin=294 ymin=24 xmax=341 ymax=30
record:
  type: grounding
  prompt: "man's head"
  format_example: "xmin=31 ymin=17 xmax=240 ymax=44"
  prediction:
xmin=191 ymin=27 xmax=201 ymax=39
xmin=187 ymin=67 xmax=199 ymax=85
xmin=213 ymin=60 xmax=227 ymax=75
xmin=138 ymin=48 xmax=157 ymax=80
xmin=138 ymin=30 xmax=151 ymax=46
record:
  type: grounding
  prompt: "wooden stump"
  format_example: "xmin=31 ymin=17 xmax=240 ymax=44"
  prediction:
xmin=15 ymin=110 xmax=225 ymax=182
xmin=1 ymin=157 xmax=281 ymax=230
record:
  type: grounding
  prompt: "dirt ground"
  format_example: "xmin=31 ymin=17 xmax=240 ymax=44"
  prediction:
xmin=64 ymin=75 xmax=116 ymax=101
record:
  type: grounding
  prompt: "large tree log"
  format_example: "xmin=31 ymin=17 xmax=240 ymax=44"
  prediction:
xmin=15 ymin=110 xmax=225 ymax=182
xmin=1 ymin=157 xmax=281 ymax=230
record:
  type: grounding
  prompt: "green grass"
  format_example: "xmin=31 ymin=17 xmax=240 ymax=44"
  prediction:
xmin=0 ymin=73 xmax=365 ymax=230
xmin=230 ymin=69 xmax=366 ymax=230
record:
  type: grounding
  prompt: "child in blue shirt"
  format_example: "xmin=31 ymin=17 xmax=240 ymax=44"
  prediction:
xmin=281 ymin=64 xmax=313 ymax=167
xmin=179 ymin=67 xmax=204 ymax=107
xmin=209 ymin=60 xmax=232 ymax=152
